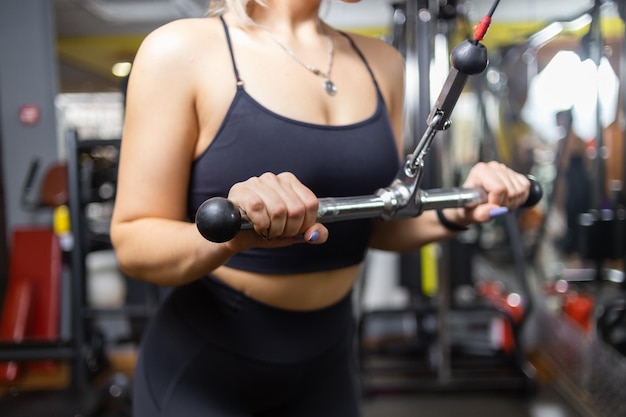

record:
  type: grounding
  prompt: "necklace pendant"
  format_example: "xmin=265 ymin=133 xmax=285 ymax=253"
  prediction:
xmin=324 ymin=79 xmax=337 ymax=96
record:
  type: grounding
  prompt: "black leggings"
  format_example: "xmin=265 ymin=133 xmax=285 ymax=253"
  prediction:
xmin=132 ymin=276 xmax=361 ymax=417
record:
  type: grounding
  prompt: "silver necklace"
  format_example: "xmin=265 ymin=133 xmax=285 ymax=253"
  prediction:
xmin=258 ymin=23 xmax=337 ymax=96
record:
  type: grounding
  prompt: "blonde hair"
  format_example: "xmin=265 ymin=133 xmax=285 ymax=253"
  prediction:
xmin=207 ymin=0 xmax=267 ymax=26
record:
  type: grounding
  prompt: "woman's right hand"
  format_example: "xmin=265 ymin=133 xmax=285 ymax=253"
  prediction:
xmin=225 ymin=172 xmax=329 ymax=252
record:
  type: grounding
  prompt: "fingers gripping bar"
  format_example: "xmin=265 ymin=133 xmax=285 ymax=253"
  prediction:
xmin=195 ymin=176 xmax=543 ymax=243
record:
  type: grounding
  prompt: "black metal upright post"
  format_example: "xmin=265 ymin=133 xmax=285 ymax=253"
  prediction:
xmin=586 ymin=0 xmax=609 ymax=282
xmin=65 ymin=128 xmax=90 ymax=393
xmin=399 ymin=1 xmax=429 ymax=302
xmin=404 ymin=0 xmax=452 ymax=383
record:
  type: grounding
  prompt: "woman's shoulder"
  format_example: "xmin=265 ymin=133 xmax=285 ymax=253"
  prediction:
xmin=339 ymin=30 xmax=405 ymax=91
xmin=340 ymin=30 xmax=404 ymax=62
xmin=135 ymin=17 xmax=225 ymax=62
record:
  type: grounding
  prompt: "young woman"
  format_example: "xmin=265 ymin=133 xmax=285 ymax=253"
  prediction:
xmin=110 ymin=1 xmax=531 ymax=415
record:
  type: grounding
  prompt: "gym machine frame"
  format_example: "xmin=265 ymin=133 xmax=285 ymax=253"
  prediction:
xmin=0 ymin=131 xmax=159 ymax=415
xmin=0 ymin=131 xmax=109 ymax=414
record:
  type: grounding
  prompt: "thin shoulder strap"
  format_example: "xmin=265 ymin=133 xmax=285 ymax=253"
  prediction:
xmin=219 ymin=15 xmax=244 ymax=86
xmin=338 ymin=31 xmax=383 ymax=95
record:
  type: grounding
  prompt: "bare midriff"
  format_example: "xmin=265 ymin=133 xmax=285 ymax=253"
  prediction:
xmin=212 ymin=264 xmax=362 ymax=311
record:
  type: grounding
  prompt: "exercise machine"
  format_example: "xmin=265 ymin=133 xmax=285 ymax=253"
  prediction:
xmin=0 ymin=131 xmax=159 ymax=416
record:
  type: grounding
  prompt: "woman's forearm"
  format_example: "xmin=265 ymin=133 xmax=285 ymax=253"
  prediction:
xmin=110 ymin=218 xmax=234 ymax=286
xmin=368 ymin=209 xmax=462 ymax=252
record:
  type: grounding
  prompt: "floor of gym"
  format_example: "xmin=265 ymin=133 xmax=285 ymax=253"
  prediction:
xmin=0 ymin=344 xmax=587 ymax=417
xmin=362 ymin=387 xmax=584 ymax=417
xmin=0 ymin=382 xmax=584 ymax=417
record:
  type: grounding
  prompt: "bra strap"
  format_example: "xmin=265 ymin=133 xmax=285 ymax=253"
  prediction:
xmin=338 ymin=31 xmax=383 ymax=97
xmin=219 ymin=15 xmax=244 ymax=87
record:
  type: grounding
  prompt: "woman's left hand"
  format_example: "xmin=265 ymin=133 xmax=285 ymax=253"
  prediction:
xmin=449 ymin=161 xmax=531 ymax=226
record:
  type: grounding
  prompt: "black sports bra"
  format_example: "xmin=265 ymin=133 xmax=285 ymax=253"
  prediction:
xmin=187 ymin=17 xmax=400 ymax=274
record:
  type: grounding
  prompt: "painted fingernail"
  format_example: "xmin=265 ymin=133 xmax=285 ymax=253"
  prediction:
xmin=489 ymin=207 xmax=509 ymax=218
xmin=308 ymin=231 xmax=320 ymax=242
